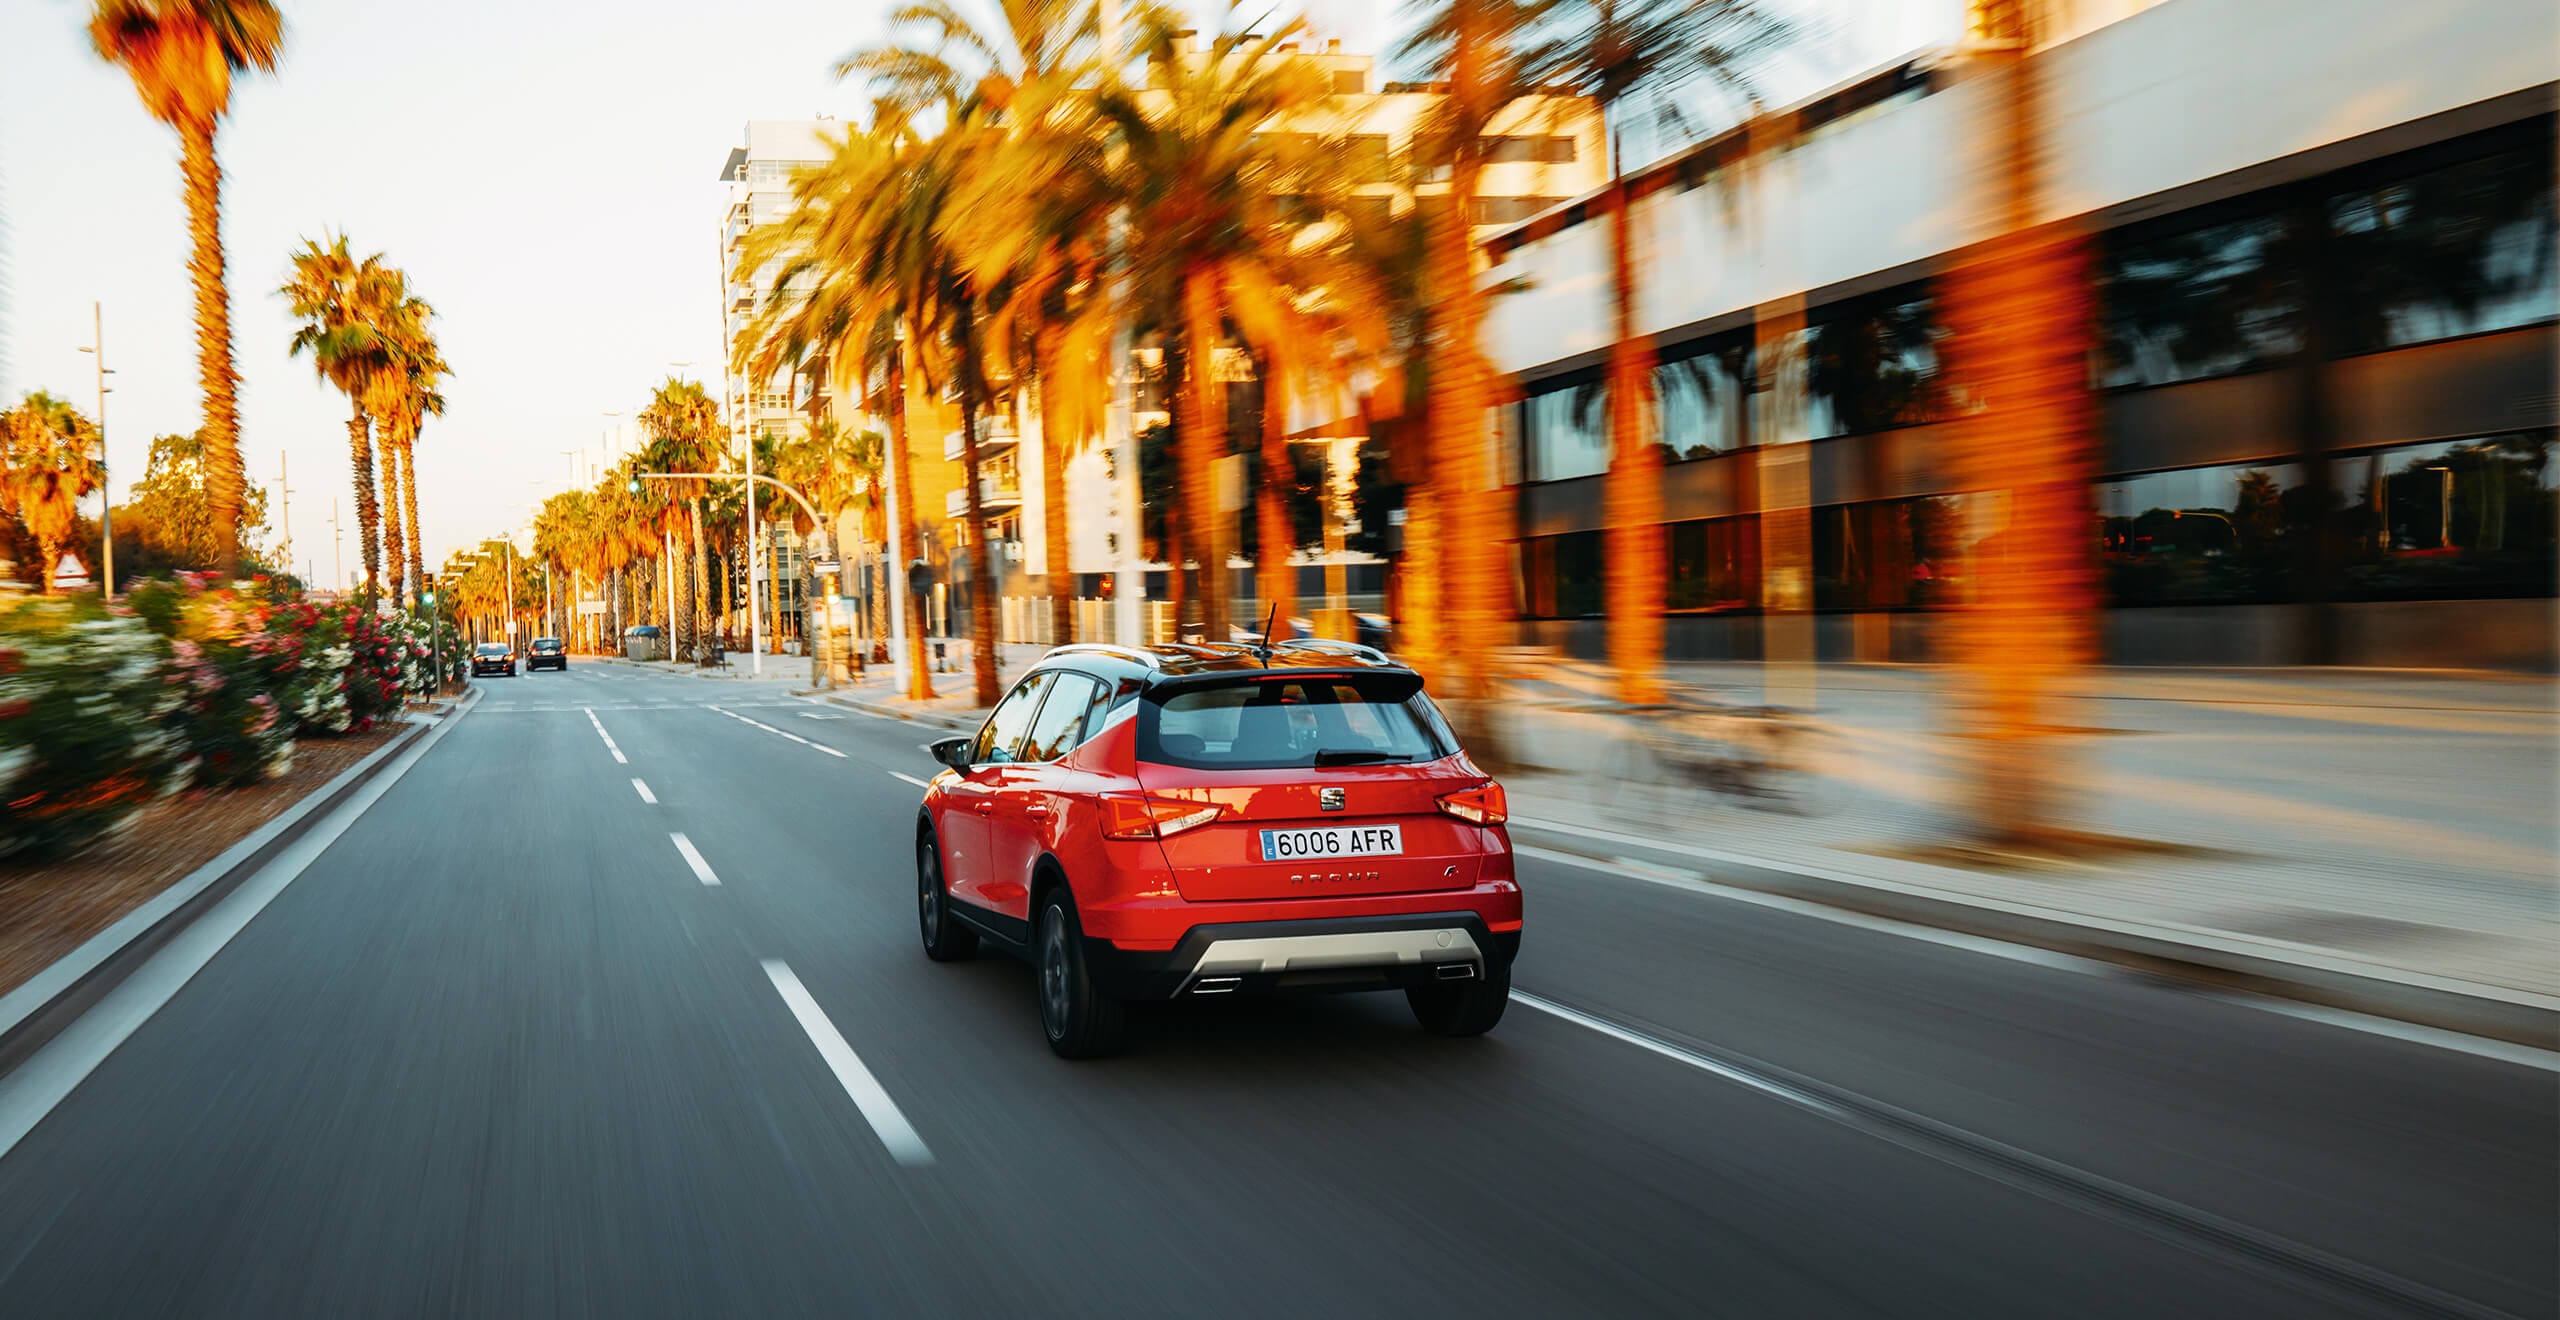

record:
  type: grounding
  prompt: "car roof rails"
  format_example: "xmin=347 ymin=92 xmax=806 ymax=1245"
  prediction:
xmin=1046 ymin=643 xmax=1164 ymax=669
xmin=1272 ymin=638 xmax=1392 ymax=664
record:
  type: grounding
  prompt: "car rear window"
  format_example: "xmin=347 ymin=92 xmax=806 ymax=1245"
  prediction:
xmin=476 ymin=644 xmax=507 ymax=655
xmin=1138 ymin=672 xmax=1453 ymax=769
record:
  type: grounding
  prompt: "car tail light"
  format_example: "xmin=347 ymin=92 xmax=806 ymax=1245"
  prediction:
xmin=1101 ymin=793 xmax=1223 ymax=840
xmin=1436 ymin=781 xmax=1508 ymax=826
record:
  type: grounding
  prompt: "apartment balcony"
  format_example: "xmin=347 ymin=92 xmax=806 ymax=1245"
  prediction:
xmin=946 ymin=479 xmax=1022 ymax=522
xmin=941 ymin=414 xmax=1020 ymax=462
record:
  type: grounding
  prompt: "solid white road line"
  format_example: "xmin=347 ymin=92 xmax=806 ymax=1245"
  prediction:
xmin=1514 ymin=992 xmax=1849 ymax=1117
xmin=706 ymin=704 xmax=847 ymax=758
xmin=1510 ymin=843 xmax=2560 ymax=1073
xmin=887 ymin=771 xmax=932 ymax=789
xmin=631 ymin=778 xmax=657 ymax=804
xmin=0 ymin=696 xmax=475 ymax=1162
xmin=671 ymin=833 xmax=720 ymax=886
xmin=761 ymin=959 xmax=933 ymax=1167
xmin=582 ymin=707 xmax=627 ymax=764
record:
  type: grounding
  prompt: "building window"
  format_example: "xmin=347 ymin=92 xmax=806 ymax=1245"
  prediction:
xmin=1813 ymin=497 xmax=1975 ymax=610
xmin=1470 ymin=195 xmax=1563 ymax=226
xmin=1524 ymin=375 xmax=1608 ymax=483
xmin=1802 ymin=290 xmax=1948 ymax=437
xmin=1666 ymin=516 xmax=1759 ymax=611
xmin=2098 ymin=462 xmax=2309 ymax=605
xmin=1483 ymin=135 xmax=1577 ymax=164
xmin=1345 ymin=134 xmax=1392 ymax=183
xmin=2328 ymin=139 xmax=2558 ymax=353
xmin=1650 ymin=338 xmax=1751 ymax=460
xmin=1521 ymin=531 xmax=1604 ymax=618
xmin=2097 ymin=207 xmax=2305 ymax=388
xmin=1333 ymin=69 xmax=1366 ymax=95
xmin=2335 ymin=433 xmax=2555 ymax=600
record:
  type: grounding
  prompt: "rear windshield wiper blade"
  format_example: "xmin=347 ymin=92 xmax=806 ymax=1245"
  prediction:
xmin=1312 ymin=749 xmax=1411 ymax=765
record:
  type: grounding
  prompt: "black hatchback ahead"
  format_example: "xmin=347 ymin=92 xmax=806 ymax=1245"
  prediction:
xmin=526 ymin=637 xmax=567 ymax=671
xmin=470 ymin=642 xmax=516 ymax=678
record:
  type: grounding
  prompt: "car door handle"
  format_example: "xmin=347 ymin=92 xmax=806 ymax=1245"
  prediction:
xmin=973 ymin=801 xmax=992 ymax=815
xmin=1025 ymin=803 xmax=1052 ymax=818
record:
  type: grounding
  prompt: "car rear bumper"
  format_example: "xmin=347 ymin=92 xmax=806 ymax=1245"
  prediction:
xmin=1083 ymin=909 xmax=1520 ymax=1000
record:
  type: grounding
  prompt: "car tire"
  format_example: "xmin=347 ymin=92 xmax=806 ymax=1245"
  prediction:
xmin=1036 ymin=889 xmax=1124 ymax=1059
xmin=1406 ymin=958 xmax=1510 ymax=1037
xmin=916 ymin=827 xmax=977 ymax=962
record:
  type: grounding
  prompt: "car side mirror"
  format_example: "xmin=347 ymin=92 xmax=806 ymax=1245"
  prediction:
xmin=929 ymin=736 xmax=974 ymax=773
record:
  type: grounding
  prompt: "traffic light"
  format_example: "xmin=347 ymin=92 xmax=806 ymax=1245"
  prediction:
xmin=627 ymin=477 xmax=642 ymax=494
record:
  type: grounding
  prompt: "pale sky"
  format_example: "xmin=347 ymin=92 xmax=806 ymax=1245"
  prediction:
xmin=0 ymin=0 xmax=1953 ymax=583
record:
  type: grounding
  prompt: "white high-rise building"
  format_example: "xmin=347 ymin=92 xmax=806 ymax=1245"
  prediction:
xmin=718 ymin=120 xmax=838 ymax=446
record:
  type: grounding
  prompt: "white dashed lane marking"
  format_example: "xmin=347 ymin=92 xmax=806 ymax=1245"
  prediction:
xmin=582 ymin=708 xmax=627 ymax=764
xmin=706 ymin=705 xmax=847 ymax=758
xmin=670 ymin=833 xmax=719 ymax=886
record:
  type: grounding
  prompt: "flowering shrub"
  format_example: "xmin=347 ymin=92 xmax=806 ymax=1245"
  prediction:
xmin=0 ymin=595 xmax=187 ymax=860
xmin=126 ymin=576 xmax=298 ymax=787
xmin=0 ymin=575 xmax=462 ymax=861
xmin=338 ymin=606 xmax=410 ymax=730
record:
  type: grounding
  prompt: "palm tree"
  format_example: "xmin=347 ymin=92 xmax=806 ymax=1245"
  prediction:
xmin=89 ymin=0 xmax=284 ymax=579
xmin=1939 ymin=0 xmax=2100 ymax=844
xmin=1395 ymin=0 xmax=1550 ymax=701
xmin=381 ymin=293 xmax=448 ymax=610
xmin=1542 ymin=0 xmax=1791 ymax=704
xmin=862 ymin=0 xmax=1115 ymax=648
xmin=637 ymin=378 xmax=726 ymax=663
xmin=1091 ymin=6 xmax=1341 ymax=641
xmin=734 ymin=119 xmax=939 ymax=699
xmin=283 ymin=235 xmax=398 ymax=603
xmin=0 ymin=393 xmax=106 ymax=594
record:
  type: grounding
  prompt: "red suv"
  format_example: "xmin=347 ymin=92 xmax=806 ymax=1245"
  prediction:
xmin=917 ymin=641 xmax=1520 ymax=1057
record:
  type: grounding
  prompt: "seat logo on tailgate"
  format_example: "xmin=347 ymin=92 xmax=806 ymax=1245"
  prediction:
xmin=1319 ymin=786 xmax=1345 ymax=812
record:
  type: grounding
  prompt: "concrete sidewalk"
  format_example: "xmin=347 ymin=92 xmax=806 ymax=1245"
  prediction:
xmin=800 ymin=644 xmax=2560 ymax=1040
xmin=1492 ymin=661 xmax=2557 ymax=1040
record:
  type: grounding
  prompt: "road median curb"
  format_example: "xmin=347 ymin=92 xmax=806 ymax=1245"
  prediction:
xmin=1507 ymin=814 xmax=2560 ymax=1051
xmin=0 ymin=688 xmax=483 ymax=1080
xmin=816 ymin=692 xmax=978 ymax=731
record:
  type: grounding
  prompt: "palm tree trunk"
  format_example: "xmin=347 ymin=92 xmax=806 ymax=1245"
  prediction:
xmin=380 ymin=439 xmax=408 ymax=606
xmin=401 ymin=441 xmax=425 ymax=610
xmin=347 ymin=407 xmax=380 ymax=603
xmin=1601 ymin=158 xmax=1665 ymax=705
xmin=1036 ymin=338 xmax=1075 ymax=646
xmin=1422 ymin=159 xmax=1496 ymax=724
xmin=691 ymin=497 xmax=711 ymax=662
xmin=181 ymin=115 xmax=245 ymax=579
xmin=1163 ymin=513 xmax=1187 ymax=642
xmin=1255 ymin=367 xmax=1295 ymax=639
xmin=957 ymin=309 xmax=1002 ymax=707
xmin=891 ymin=339 xmax=933 ymax=700
xmin=1179 ymin=270 xmax=1228 ymax=641
xmin=35 ymin=532 xmax=63 ymax=596
xmin=1942 ymin=0 xmax=2099 ymax=844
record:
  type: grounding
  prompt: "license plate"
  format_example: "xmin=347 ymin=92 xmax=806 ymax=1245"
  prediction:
xmin=1259 ymin=824 xmax=1404 ymax=862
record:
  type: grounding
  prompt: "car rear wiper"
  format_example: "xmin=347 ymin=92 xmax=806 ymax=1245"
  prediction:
xmin=1312 ymin=749 xmax=1411 ymax=765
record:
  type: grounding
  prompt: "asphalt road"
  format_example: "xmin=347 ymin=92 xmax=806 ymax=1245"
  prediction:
xmin=0 ymin=663 xmax=2549 ymax=1318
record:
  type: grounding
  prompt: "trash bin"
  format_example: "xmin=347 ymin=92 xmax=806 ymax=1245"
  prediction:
xmin=622 ymin=624 xmax=665 ymax=661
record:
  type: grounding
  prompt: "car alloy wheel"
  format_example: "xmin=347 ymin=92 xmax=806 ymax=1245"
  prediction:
xmin=1034 ymin=892 xmax=1124 ymax=1059
xmin=1039 ymin=909 xmax=1071 ymax=1035
xmin=916 ymin=830 xmax=975 ymax=962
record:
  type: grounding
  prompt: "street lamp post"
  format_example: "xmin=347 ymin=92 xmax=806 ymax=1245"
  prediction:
xmin=631 ymin=469 xmax=833 ymax=685
xmin=77 ymin=302 xmax=115 ymax=598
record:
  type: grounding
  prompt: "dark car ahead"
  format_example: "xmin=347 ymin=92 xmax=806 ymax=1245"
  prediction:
xmin=526 ymin=637 xmax=567 ymax=671
xmin=470 ymin=642 xmax=516 ymax=678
